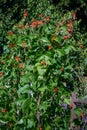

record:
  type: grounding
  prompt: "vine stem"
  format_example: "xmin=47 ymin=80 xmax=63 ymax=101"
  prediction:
xmin=37 ymin=95 xmax=41 ymax=126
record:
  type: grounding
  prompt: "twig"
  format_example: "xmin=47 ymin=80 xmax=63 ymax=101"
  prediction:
xmin=37 ymin=95 xmax=41 ymax=126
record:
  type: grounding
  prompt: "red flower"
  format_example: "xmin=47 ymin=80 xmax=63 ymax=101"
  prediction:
xmin=37 ymin=20 xmax=44 ymax=25
xmin=19 ymin=24 xmax=24 ymax=29
xmin=15 ymin=56 xmax=19 ymax=62
xmin=39 ymin=14 xmax=43 ymax=17
xmin=48 ymin=45 xmax=52 ymax=50
xmin=72 ymin=11 xmax=77 ymax=20
xmin=67 ymin=28 xmax=73 ymax=33
xmin=67 ymin=20 xmax=73 ymax=28
xmin=8 ymin=31 xmax=14 ymax=36
xmin=63 ymin=35 xmax=69 ymax=39
xmin=39 ymin=127 xmax=42 ymax=130
xmin=0 ymin=72 xmax=3 ymax=77
xmin=31 ymin=21 xmax=38 ymax=28
xmin=19 ymin=63 xmax=23 ymax=69
xmin=54 ymin=87 xmax=59 ymax=93
xmin=45 ymin=16 xmax=50 ymax=21
xmin=63 ymin=34 xmax=72 ymax=39
xmin=23 ymin=10 xmax=28 ymax=17
xmin=38 ymin=126 xmax=43 ymax=130
xmin=79 ymin=44 xmax=83 ymax=48
xmin=41 ymin=61 xmax=47 ymax=65
xmin=2 ymin=108 xmax=6 ymax=113
xmin=69 ymin=103 xmax=75 ymax=109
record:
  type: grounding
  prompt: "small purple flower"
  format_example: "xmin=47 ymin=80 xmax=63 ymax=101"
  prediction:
xmin=62 ymin=103 xmax=68 ymax=109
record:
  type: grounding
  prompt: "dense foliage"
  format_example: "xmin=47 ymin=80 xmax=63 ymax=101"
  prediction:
xmin=0 ymin=0 xmax=87 ymax=130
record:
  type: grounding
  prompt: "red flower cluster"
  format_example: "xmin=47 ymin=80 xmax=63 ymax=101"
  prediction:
xmin=41 ymin=61 xmax=47 ymax=65
xmin=54 ymin=87 xmax=59 ymax=93
xmin=2 ymin=108 xmax=6 ymax=113
xmin=79 ymin=44 xmax=83 ymax=49
xmin=37 ymin=20 xmax=44 ymax=25
xmin=30 ymin=20 xmax=44 ymax=28
xmin=19 ymin=63 xmax=23 ymax=69
xmin=39 ymin=14 xmax=43 ymax=17
xmin=69 ymin=102 xmax=75 ymax=109
xmin=30 ymin=15 xmax=50 ymax=28
xmin=67 ymin=20 xmax=73 ymax=28
xmin=72 ymin=11 xmax=77 ymax=20
xmin=38 ymin=125 xmax=43 ymax=130
xmin=19 ymin=24 xmax=24 ymax=29
xmin=48 ymin=45 xmax=52 ymax=50
xmin=67 ymin=20 xmax=73 ymax=34
xmin=63 ymin=20 xmax=73 ymax=40
xmin=15 ymin=56 xmax=19 ymax=62
xmin=63 ymin=35 xmax=70 ymax=40
xmin=31 ymin=21 xmax=38 ymax=28
xmin=45 ymin=16 xmax=50 ymax=21
xmin=0 ymin=72 xmax=3 ymax=77
xmin=23 ymin=10 xmax=28 ymax=17
xmin=8 ymin=31 xmax=14 ymax=36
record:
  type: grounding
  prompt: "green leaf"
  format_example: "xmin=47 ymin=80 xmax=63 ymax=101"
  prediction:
xmin=17 ymin=36 xmax=22 ymax=46
xmin=37 ymin=55 xmax=51 ymax=65
xmin=40 ymin=37 xmax=50 ymax=44
xmin=65 ymin=45 xmax=76 ymax=54
xmin=65 ymin=46 xmax=71 ymax=54
xmin=74 ymin=108 xmax=82 ymax=116
xmin=55 ymin=37 xmax=61 ymax=43
xmin=27 ymin=119 xmax=34 ymax=128
xmin=18 ymin=119 xmax=23 ymax=124
xmin=22 ymin=98 xmax=31 ymax=112
xmin=55 ymin=49 xmax=63 ymax=57
xmin=18 ymin=85 xmax=29 ymax=94
xmin=70 ymin=46 xmax=76 ymax=51
xmin=84 ymin=57 xmax=87 ymax=65
xmin=40 ymin=101 xmax=49 ymax=112
xmin=6 ymin=36 xmax=12 ymax=41
xmin=64 ymin=98 xmax=70 ymax=105
xmin=37 ymin=68 xmax=46 ymax=76
xmin=44 ymin=124 xmax=51 ymax=130
xmin=38 ymin=86 xmax=47 ymax=92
